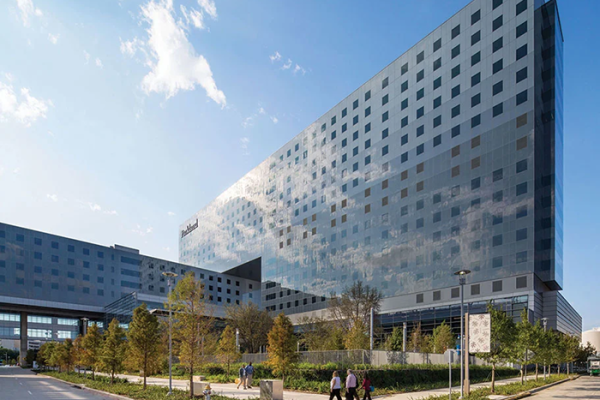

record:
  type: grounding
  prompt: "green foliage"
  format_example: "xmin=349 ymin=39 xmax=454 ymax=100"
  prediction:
xmin=99 ymin=318 xmax=127 ymax=383
xmin=216 ymin=325 xmax=240 ymax=378
xmin=37 ymin=341 xmax=57 ymax=369
xmin=329 ymin=281 xmax=382 ymax=334
xmin=126 ymin=303 xmax=162 ymax=389
xmin=408 ymin=322 xmax=426 ymax=352
xmin=344 ymin=319 xmax=370 ymax=350
xmin=82 ymin=323 xmax=103 ymax=378
xmin=385 ymin=326 xmax=404 ymax=351
xmin=297 ymin=316 xmax=345 ymax=351
xmin=266 ymin=313 xmax=299 ymax=381
xmin=431 ymin=321 xmax=455 ymax=354
xmin=25 ymin=349 xmax=36 ymax=366
xmin=225 ymin=302 xmax=272 ymax=353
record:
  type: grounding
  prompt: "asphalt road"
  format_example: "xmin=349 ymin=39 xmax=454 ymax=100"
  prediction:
xmin=531 ymin=376 xmax=600 ymax=400
xmin=0 ymin=366 xmax=113 ymax=400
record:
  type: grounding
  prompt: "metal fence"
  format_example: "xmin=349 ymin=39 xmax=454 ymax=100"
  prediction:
xmin=242 ymin=350 xmax=487 ymax=367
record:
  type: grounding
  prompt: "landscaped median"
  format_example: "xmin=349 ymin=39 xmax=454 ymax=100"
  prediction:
xmin=40 ymin=371 xmax=240 ymax=400
xmin=419 ymin=374 xmax=578 ymax=400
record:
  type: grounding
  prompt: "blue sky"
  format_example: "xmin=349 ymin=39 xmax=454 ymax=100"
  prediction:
xmin=0 ymin=0 xmax=598 ymax=330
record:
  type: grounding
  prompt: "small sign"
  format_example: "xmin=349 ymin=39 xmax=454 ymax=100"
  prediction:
xmin=469 ymin=313 xmax=491 ymax=353
xmin=181 ymin=219 xmax=199 ymax=238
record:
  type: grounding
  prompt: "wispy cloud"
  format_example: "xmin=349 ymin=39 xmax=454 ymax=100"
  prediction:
xmin=293 ymin=64 xmax=306 ymax=75
xmin=46 ymin=194 xmax=58 ymax=202
xmin=282 ymin=59 xmax=292 ymax=70
xmin=270 ymin=51 xmax=308 ymax=76
xmin=132 ymin=224 xmax=153 ymax=236
xmin=0 ymin=75 xmax=53 ymax=127
xmin=240 ymin=137 xmax=250 ymax=155
xmin=270 ymin=116 xmax=278 ymax=124
xmin=269 ymin=51 xmax=281 ymax=62
xmin=121 ymin=0 xmax=226 ymax=107
xmin=242 ymin=105 xmax=279 ymax=128
xmin=47 ymin=33 xmax=59 ymax=45
xmin=16 ymin=0 xmax=43 ymax=27
xmin=167 ymin=211 xmax=176 ymax=216
xmin=84 ymin=50 xmax=90 ymax=64
xmin=95 ymin=58 xmax=103 ymax=69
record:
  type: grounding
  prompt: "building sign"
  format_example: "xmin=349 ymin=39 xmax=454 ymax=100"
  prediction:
xmin=469 ymin=313 xmax=491 ymax=353
xmin=181 ymin=219 xmax=199 ymax=238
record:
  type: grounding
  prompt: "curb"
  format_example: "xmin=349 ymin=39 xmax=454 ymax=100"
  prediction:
xmin=42 ymin=374 xmax=137 ymax=400
xmin=502 ymin=376 xmax=579 ymax=400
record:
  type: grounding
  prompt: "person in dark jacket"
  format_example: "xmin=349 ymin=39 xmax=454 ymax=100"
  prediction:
xmin=361 ymin=372 xmax=372 ymax=400
xmin=237 ymin=364 xmax=247 ymax=389
xmin=245 ymin=362 xmax=255 ymax=388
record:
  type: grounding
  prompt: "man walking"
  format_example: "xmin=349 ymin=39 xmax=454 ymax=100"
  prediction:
xmin=245 ymin=362 xmax=255 ymax=389
xmin=345 ymin=369 xmax=359 ymax=400
xmin=237 ymin=364 xmax=247 ymax=389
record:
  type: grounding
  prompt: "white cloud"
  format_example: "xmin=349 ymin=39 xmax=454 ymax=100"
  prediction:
xmin=103 ymin=210 xmax=118 ymax=215
xmin=119 ymin=37 xmax=144 ymax=57
xmin=47 ymin=33 xmax=59 ymax=45
xmin=167 ymin=211 xmax=176 ymax=216
xmin=197 ymin=0 xmax=217 ymax=19
xmin=270 ymin=116 xmax=278 ymax=124
xmin=258 ymin=107 xmax=266 ymax=115
xmin=131 ymin=0 xmax=226 ymax=106
xmin=282 ymin=59 xmax=292 ymax=70
xmin=46 ymin=194 xmax=58 ymax=202
xmin=293 ymin=64 xmax=306 ymax=75
xmin=242 ymin=115 xmax=253 ymax=129
xmin=240 ymin=137 xmax=250 ymax=154
xmin=84 ymin=50 xmax=91 ymax=64
xmin=88 ymin=203 xmax=102 ymax=212
xmin=132 ymin=224 xmax=153 ymax=236
xmin=0 ymin=79 xmax=52 ymax=127
xmin=269 ymin=51 xmax=281 ymax=62
xmin=180 ymin=5 xmax=205 ymax=30
xmin=243 ymin=105 xmax=278 ymax=128
xmin=17 ymin=0 xmax=43 ymax=27
xmin=95 ymin=58 xmax=103 ymax=68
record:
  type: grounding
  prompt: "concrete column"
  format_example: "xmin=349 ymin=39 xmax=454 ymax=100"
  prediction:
xmin=20 ymin=311 xmax=27 ymax=366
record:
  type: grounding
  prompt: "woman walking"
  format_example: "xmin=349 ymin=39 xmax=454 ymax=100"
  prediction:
xmin=361 ymin=372 xmax=372 ymax=400
xmin=329 ymin=371 xmax=342 ymax=400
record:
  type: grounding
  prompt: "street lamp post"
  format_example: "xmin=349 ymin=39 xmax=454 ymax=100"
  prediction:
xmin=236 ymin=328 xmax=240 ymax=352
xmin=541 ymin=317 xmax=548 ymax=379
xmin=163 ymin=271 xmax=178 ymax=396
xmin=454 ymin=269 xmax=471 ymax=399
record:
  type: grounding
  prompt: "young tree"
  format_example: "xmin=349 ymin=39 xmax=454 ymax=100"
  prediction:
xmin=82 ymin=323 xmax=103 ymax=379
xmin=71 ymin=335 xmax=85 ymax=374
xmin=511 ymin=311 xmax=535 ymax=384
xmin=49 ymin=341 xmax=71 ymax=372
xmin=225 ymin=302 xmax=273 ymax=353
xmin=216 ymin=325 xmax=240 ymax=379
xmin=344 ymin=319 xmax=370 ymax=350
xmin=170 ymin=272 xmax=214 ymax=398
xmin=407 ymin=322 xmax=425 ymax=352
xmin=385 ymin=326 xmax=404 ymax=352
xmin=127 ymin=304 xmax=162 ymax=389
xmin=432 ymin=321 xmax=455 ymax=354
xmin=562 ymin=334 xmax=580 ymax=375
xmin=99 ymin=319 xmax=127 ymax=384
xmin=475 ymin=304 xmax=515 ymax=393
xmin=25 ymin=349 xmax=36 ymax=367
xmin=577 ymin=342 xmax=597 ymax=363
xmin=329 ymin=281 xmax=382 ymax=333
xmin=298 ymin=316 xmax=345 ymax=351
xmin=266 ymin=313 xmax=299 ymax=382
xmin=37 ymin=342 xmax=57 ymax=371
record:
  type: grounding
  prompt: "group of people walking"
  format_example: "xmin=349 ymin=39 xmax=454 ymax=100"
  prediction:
xmin=236 ymin=362 xmax=254 ymax=390
xmin=329 ymin=370 xmax=373 ymax=400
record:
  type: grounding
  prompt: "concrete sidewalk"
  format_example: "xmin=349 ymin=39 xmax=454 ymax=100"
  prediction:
xmin=106 ymin=372 xmax=541 ymax=400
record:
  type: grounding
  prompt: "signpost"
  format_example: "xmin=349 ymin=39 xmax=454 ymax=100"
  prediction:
xmin=444 ymin=349 xmax=458 ymax=400
xmin=465 ymin=312 xmax=491 ymax=396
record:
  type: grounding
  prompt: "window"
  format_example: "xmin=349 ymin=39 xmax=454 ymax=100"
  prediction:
xmin=493 ymin=0 xmax=502 ymax=9
xmin=433 ymin=57 xmax=441 ymax=71
xmin=471 ymin=114 xmax=481 ymax=128
xmin=516 ymin=21 xmax=527 ymax=38
xmin=493 ymin=37 xmax=503 ymax=52
xmin=471 ymin=51 xmax=480 ymax=66
xmin=416 ymin=144 xmax=424 ymax=155
xmin=353 ymin=115 xmax=359 ymax=125
xmin=516 ymin=276 xmax=527 ymax=289
xmin=382 ymin=145 xmax=389 ymax=156
xmin=451 ymin=206 xmax=460 ymax=217
xmin=516 ymin=44 xmax=528 ymax=60
xmin=493 ymin=103 xmax=503 ymax=117
xmin=401 ymin=98 xmax=408 ymax=110
xmin=401 ymin=152 xmax=408 ymax=163
xmin=451 ymin=65 xmax=460 ymax=78
xmin=433 ymin=212 xmax=441 ymax=223
xmin=433 ymin=38 xmax=442 ymax=52
xmin=452 ymin=166 xmax=460 ymax=177
xmin=433 ymin=134 xmax=442 ymax=147
xmin=452 ymin=45 xmax=460 ymax=59
xmin=451 ymin=25 xmax=460 ymax=39
xmin=493 ymin=168 xmax=503 ymax=181
xmin=471 ymin=72 xmax=481 ymax=87
xmin=471 ymin=93 xmax=481 ymax=107
xmin=493 ymin=59 xmax=503 ymax=74
xmin=433 ymin=96 xmax=441 ymax=109
xmin=517 ymin=251 xmax=528 ymax=264
xmin=471 ymin=177 xmax=481 ymax=190
xmin=493 ymin=234 xmax=503 ymax=247
xmin=416 ymin=107 xmax=424 ymax=118
xmin=365 ymin=90 xmax=371 ymax=101
xmin=433 ymin=115 xmax=441 ymax=128
xmin=416 ymin=88 xmax=424 ymax=100
xmin=516 ymin=228 xmax=528 ymax=241
xmin=516 ymin=0 xmax=527 ymax=14
xmin=342 ymin=108 xmax=347 ymax=118
xmin=516 ymin=67 xmax=528 ymax=84
xmin=471 ymin=9 xmax=480 ymax=24
xmin=471 ymin=30 xmax=481 ymax=46
xmin=516 ymin=159 xmax=528 ymax=173
xmin=471 ymin=284 xmax=480 ymax=295
xmin=493 ymin=81 xmax=503 ymax=96
xmin=433 ymin=193 xmax=441 ymax=204
xmin=516 ymin=182 xmax=528 ymax=196
xmin=517 ymin=136 xmax=528 ymax=150
xmin=516 ymin=90 xmax=528 ymax=105
xmin=452 ymin=85 xmax=460 ymax=98
xmin=382 ymin=128 xmax=389 ymax=139
xmin=383 ymin=111 xmax=389 ymax=122
xmin=452 ymin=145 xmax=460 ymax=157
xmin=452 ymin=105 xmax=460 ymax=118
xmin=353 ymin=99 xmax=359 ymax=109
xmin=493 ymin=15 xmax=503 ymax=31
xmin=365 ymin=107 xmax=371 ymax=117
xmin=416 ymin=293 xmax=424 ymax=304
xmin=416 ymin=125 xmax=424 ymax=137
xmin=401 ymin=63 xmax=408 ymax=75
xmin=472 ymin=135 xmax=481 ymax=148
xmin=417 ymin=51 xmax=424 ymax=64
xmin=516 ymin=205 xmax=528 ymax=219
xmin=433 ymin=76 xmax=442 ymax=90
xmin=401 ymin=80 xmax=408 ymax=92
xmin=416 ymin=69 xmax=424 ymax=82
xmin=382 ymin=77 xmax=389 ymax=88
xmin=492 ymin=280 xmax=503 ymax=292
xmin=471 ymin=156 xmax=480 ymax=169
xmin=383 ymin=94 xmax=389 ymax=106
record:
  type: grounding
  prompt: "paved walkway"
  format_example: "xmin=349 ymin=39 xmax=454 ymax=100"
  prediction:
xmin=529 ymin=376 xmax=599 ymax=399
xmin=0 ymin=366 xmax=112 ymax=400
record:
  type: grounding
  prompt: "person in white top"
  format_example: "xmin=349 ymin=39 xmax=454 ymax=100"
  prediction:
xmin=329 ymin=370 xmax=342 ymax=400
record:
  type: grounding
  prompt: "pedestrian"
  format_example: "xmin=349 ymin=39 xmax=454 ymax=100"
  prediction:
xmin=237 ymin=364 xmax=247 ymax=389
xmin=245 ymin=362 xmax=254 ymax=388
xmin=329 ymin=370 xmax=342 ymax=400
xmin=203 ymin=383 xmax=212 ymax=400
xmin=361 ymin=372 xmax=372 ymax=400
xmin=345 ymin=369 xmax=359 ymax=400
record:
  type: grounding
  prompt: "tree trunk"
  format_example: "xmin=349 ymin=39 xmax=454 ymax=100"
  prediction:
xmin=189 ymin=365 xmax=194 ymax=398
xmin=520 ymin=365 xmax=524 ymax=384
xmin=491 ymin=363 xmax=496 ymax=393
xmin=143 ymin=357 xmax=147 ymax=390
xmin=535 ymin=364 xmax=538 ymax=380
xmin=567 ymin=362 xmax=570 ymax=375
xmin=111 ymin=371 xmax=114 ymax=384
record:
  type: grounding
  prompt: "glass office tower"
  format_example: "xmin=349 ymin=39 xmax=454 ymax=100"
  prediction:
xmin=180 ymin=0 xmax=580 ymax=335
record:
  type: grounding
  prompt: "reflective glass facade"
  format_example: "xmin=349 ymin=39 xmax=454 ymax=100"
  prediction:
xmin=181 ymin=0 xmax=576 ymax=328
